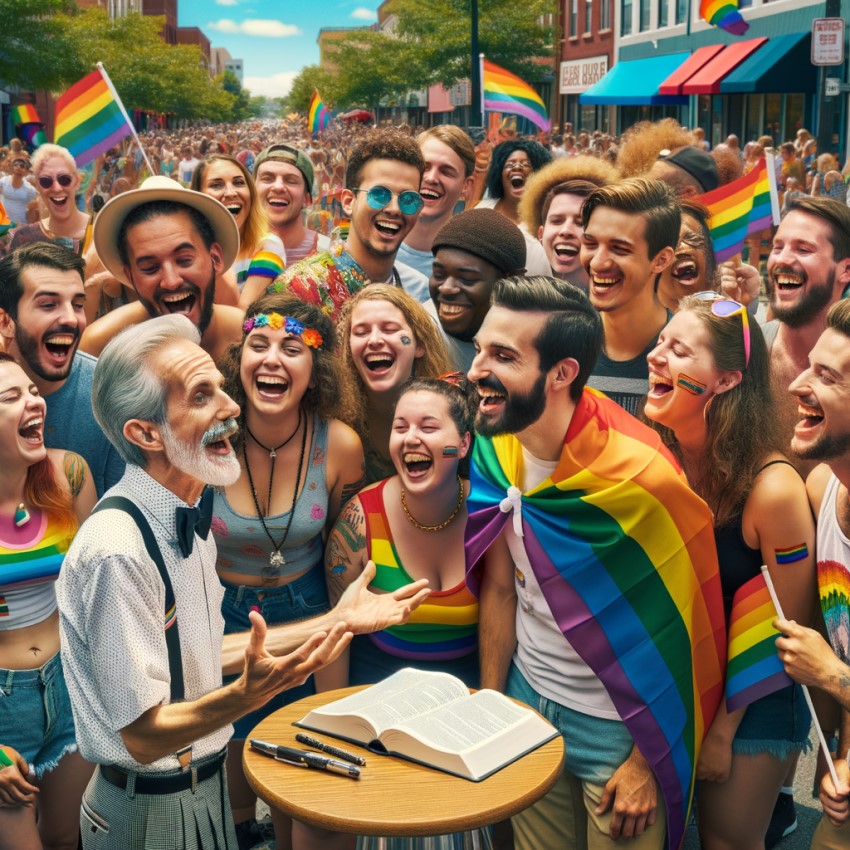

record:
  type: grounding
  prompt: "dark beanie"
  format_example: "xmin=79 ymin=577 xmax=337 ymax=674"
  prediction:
xmin=432 ymin=208 xmax=527 ymax=274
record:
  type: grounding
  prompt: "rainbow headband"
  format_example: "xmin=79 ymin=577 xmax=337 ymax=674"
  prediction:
xmin=242 ymin=312 xmax=323 ymax=349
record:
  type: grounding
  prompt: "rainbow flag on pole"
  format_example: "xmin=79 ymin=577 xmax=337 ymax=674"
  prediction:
xmin=481 ymin=58 xmax=550 ymax=132
xmin=465 ymin=387 xmax=726 ymax=850
xmin=726 ymin=572 xmax=792 ymax=711
xmin=698 ymin=155 xmax=779 ymax=263
xmin=308 ymin=90 xmax=331 ymax=134
xmin=54 ymin=65 xmax=133 ymax=167
xmin=700 ymin=0 xmax=749 ymax=35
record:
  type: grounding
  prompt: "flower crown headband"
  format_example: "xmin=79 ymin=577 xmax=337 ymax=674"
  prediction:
xmin=242 ymin=312 xmax=324 ymax=349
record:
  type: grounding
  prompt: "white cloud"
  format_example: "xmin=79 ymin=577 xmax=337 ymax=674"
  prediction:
xmin=215 ymin=0 xmax=238 ymax=6
xmin=207 ymin=19 xmax=301 ymax=37
xmin=350 ymin=7 xmax=376 ymax=20
xmin=243 ymin=71 xmax=299 ymax=98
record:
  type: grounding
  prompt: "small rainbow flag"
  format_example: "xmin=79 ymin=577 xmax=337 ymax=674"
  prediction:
xmin=700 ymin=0 xmax=749 ymax=35
xmin=726 ymin=572 xmax=793 ymax=711
xmin=54 ymin=65 xmax=133 ymax=167
xmin=819 ymin=559 xmax=850 ymax=665
xmin=308 ymin=90 xmax=331 ymax=134
xmin=12 ymin=104 xmax=39 ymax=126
xmin=698 ymin=155 xmax=779 ymax=263
xmin=482 ymin=58 xmax=550 ymax=132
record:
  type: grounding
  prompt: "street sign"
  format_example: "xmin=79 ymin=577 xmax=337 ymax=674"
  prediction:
xmin=812 ymin=18 xmax=845 ymax=66
xmin=826 ymin=77 xmax=842 ymax=96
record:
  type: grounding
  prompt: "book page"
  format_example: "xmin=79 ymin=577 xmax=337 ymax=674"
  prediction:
xmin=386 ymin=689 xmax=532 ymax=751
xmin=302 ymin=668 xmax=469 ymax=736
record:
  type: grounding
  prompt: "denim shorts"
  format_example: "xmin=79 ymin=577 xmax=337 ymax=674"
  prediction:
xmin=0 ymin=651 xmax=77 ymax=778
xmin=732 ymin=683 xmax=811 ymax=759
xmin=220 ymin=561 xmax=330 ymax=739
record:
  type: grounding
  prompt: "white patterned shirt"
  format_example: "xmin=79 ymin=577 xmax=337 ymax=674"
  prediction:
xmin=57 ymin=464 xmax=232 ymax=772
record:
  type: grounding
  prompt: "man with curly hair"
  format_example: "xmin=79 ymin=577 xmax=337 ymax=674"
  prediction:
xmin=270 ymin=127 xmax=430 ymax=322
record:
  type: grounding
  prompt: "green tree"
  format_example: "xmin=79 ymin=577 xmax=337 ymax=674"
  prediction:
xmin=324 ymin=0 xmax=555 ymax=109
xmin=283 ymin=64 xmax=335 ymax=114
xmin=0 ymin=0 xmax=78 ymax=90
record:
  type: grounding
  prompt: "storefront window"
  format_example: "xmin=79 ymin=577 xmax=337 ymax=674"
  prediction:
xmin=784 ymin=93 xmax=805 ymax=143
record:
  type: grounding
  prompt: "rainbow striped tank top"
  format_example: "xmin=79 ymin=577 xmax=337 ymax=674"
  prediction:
xmin=360 ymin=479 xmax=478 ymax=661
xmin=0 ymin=511 xmax=74 ymax=629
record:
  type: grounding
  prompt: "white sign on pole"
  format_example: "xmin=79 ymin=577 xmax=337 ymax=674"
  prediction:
xmin=812 ymin=18 xmax=845 ymax=66
xmin=826 ymin=78 xmax=841 ymax=96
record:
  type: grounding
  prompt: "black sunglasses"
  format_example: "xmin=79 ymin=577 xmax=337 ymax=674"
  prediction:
xmin=38 ymin=174 xmax=74 ymax=189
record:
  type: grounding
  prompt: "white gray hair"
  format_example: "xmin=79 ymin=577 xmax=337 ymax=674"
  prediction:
xmin=92 ymin=315 xmax=202 ymax=468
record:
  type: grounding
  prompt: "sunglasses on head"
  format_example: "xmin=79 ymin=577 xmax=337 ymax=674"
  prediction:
xmin=38 ymin=174 xmax=74 ymax=189
xmin=694 ymin=291 xmax=750 ymax=368
xmin=352 ymin=185 xmax=424 ymax=216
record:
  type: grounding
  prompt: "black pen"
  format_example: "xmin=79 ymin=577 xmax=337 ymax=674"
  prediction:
xmin=249 ymin=739 xmax=360 ymax=779
xmin=295 ymin=733 xmax=367 ymax=766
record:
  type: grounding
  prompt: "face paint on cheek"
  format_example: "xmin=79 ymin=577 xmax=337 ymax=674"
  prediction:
xmin=400 ymin=336 xmax=411 ymax=346
xmin=442 ymin=446 xmax=459 ymax=457
xmin=677 ymin=374 xmax=707 ymax=395
xmin=774 ymin=543 xmax=809 ymax=564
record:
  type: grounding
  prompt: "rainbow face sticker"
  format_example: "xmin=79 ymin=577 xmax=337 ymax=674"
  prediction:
xmin=677 ymin=374 xmax=707 ymax=395
xmin=442 ymin=446 xmax=459 ymax=457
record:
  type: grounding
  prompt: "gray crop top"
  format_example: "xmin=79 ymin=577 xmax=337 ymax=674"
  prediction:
xmin=212 ymin=417 xmax=330 ymax=579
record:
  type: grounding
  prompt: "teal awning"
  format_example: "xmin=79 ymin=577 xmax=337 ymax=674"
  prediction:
xmin=580 ymin=53 xmax=690 ymax=105
xmin=721 ymin=32 xmax=816 ymax=94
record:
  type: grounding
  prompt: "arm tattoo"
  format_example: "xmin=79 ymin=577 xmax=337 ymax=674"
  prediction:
xmin=325 ymin=500 xmax=367 ymax=601
xmin=63 ymin=451 xmax=86 ymax=497
xmin=340 ymin=471 xmax=368 ymax=510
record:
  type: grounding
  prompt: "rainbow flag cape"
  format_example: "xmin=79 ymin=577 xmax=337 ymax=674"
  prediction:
xmin=700 ymin=0 xmax=749 ymax=35
xmin=698 ymin=155 xmax=779 ymax=263
xmin=725 ymin=572 xmax=792 ymax=711
xmin=819 ymin=559 xmax=850 ymax=665
xmin=482 ymin=58 xmax=550 ymax=132
xmin=465 ymin=388 xmax=725 ymax=850
xmin=308 ymin=90 xmax=332 ymax=134
xmin=54 ymin=65 xmax=133 ymax=167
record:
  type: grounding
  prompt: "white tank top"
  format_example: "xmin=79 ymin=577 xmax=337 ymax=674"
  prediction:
xmin=817 ymin=473 xmax=850 ymax=664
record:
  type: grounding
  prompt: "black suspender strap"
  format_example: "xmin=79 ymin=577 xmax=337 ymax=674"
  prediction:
xmin=93 ymin=496 xmax=185 ymax=702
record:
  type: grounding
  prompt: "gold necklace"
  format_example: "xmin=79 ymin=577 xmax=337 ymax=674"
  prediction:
xmin=400 ymin=475 xmax=464 ymax=532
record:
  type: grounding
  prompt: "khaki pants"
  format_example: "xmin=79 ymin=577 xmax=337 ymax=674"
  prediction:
xmin=812 ymin=814 xmax=850 ymax=849
xmin=513 ymin=767 xmax=667 ymax=850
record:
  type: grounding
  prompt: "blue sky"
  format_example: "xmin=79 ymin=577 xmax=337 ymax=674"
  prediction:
xmin=179 ymin=1 xmax=382 ymax=98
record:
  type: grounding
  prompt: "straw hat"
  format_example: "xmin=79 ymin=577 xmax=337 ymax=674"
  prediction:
xmin=94 ymin=175 xmax=240 ymax=283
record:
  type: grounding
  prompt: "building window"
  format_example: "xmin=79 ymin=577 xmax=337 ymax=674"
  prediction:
xmin=585 ymin=0 xmax=593 ymax=31
xmin=570 ymin=0 xmax=578 ymax=36
xmin=675 ymin=0 xmax=687 ymax=24
xmin=600 ymin=1 xmax=611 ymax=29
xmin=622 ymin=0 xmax=633 ymax=35
xmin=639 ymin=0 xmax=650 ymax=30
xmin=659 ymin=0 xmax=668 ymax=27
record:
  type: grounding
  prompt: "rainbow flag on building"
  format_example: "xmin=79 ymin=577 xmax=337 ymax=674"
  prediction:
xmin=465 ymin=387 xmax=726 ymax=850
xmin=698 ymin=155 xmax=779 ymax=263
xmin=481 ymin=58 xmax=550 ymax=132
xmin=726 ymin=572 xmax=792 ymax=711
xmin=819 ymin=559 xmax=850 ymax=665
xmin=308 ymin=90 xmax=331 ymax=134
xmin=54 ymin=65 xmax=133 ymax=167
xmin=700 ymin=0 xmax=749 ymax=35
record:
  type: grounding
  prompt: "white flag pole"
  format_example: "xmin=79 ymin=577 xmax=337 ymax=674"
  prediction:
xmin=760 ymin=564 xmax=840 ymax=788
xmin=97 ymin=62 xmax=155 ymax=174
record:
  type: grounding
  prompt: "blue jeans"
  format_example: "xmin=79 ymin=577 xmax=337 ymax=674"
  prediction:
xmin=0 ymin=651 xmax=77 ymax=778
xmin=220 ymin=562 xmax=329 ymax=739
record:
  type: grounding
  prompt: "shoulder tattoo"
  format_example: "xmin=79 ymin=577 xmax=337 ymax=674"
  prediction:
xmin=63 ymin=451 xmax=87 ymax=497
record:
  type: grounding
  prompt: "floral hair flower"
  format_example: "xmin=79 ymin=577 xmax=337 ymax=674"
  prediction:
xmin=242 ymin=312 xmax=323 ymax=348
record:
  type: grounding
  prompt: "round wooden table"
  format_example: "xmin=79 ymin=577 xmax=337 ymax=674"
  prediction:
xmin=243 ymin=686 xmax=564 ymax=838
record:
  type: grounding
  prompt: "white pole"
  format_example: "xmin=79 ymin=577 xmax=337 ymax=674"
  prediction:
xmin=96 ymin=62 xmax=155 ymax=174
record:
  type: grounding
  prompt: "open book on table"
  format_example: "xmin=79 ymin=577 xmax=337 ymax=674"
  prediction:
xmin=294 ymin=667 xmax=558 ymax=781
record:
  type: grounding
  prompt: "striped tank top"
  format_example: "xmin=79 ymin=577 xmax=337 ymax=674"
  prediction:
xmin=0 ymin=511 xmax=74 ymax=629
xmin=359 ymin=479 xmax=478 ymax=661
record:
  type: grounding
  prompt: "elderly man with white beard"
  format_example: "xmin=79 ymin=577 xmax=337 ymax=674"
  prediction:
xmin=56 ymin=314 xmax=429 ymax=850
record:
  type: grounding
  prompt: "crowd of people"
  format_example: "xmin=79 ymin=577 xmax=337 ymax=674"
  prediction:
xmin=1 ymin=111 xmax=850 ymax=850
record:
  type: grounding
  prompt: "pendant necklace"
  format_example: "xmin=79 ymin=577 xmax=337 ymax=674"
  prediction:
xmin=245 ymin=408 xmax=302 ymax=459
xmin=243 ymin=411 xmax=309 ymax=570
xmin=14 ymin=502 xmax=31 ymax=527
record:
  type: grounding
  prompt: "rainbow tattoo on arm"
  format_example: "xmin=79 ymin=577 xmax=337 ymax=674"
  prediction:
xmin=774 ymin=543 xmax=809 ymax=565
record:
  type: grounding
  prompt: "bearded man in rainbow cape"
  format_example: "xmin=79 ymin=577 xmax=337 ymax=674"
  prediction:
xmin=465 ymin=277 xmax=726 ymax=850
